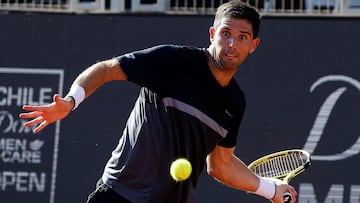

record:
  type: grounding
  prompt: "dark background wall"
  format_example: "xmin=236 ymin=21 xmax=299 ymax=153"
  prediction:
xmin=0 ymin=12 xmax=359 ymax=203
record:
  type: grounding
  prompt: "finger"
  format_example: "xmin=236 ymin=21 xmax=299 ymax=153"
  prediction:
xmin=22 ymin=104 xmax=51 ymax=112
xmin=289 ymin=187 xmax=297 ymax=197
xmin=23 ymin=116 xmax=44 ymax=127
xmin=19 ymin=111 xmax=43 ymax=119
xmin=288 ymin=189 xmax=297 ymax=203
xmin=33 ymin=120 xmax=48 ymax=133
xmin=22 ymin=105 xmax=38 ymax=111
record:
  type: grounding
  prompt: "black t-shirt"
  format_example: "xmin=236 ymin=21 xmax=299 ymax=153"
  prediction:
xmin=101 ymin=45 xmax=246 ymax=203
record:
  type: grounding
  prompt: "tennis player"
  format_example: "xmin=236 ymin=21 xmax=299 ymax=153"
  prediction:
xmin=20 ymin=1 xmax=297 ymax=202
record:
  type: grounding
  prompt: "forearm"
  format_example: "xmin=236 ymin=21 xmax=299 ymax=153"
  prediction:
xmin=70 ymin=59 xmax=126 ymax=98
xmin=207 ymin=146 xmax=279 ymax=200
xmin=207 ymin=154 xmax=259 ymax=192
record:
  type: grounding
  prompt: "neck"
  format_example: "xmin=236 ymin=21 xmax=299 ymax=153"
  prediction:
xmin=206 ymin=48 xmax=234 ymax=87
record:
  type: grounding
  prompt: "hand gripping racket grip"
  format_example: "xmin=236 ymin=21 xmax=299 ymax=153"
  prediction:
xmin=283 ymin=192 xmax=292 ymax=203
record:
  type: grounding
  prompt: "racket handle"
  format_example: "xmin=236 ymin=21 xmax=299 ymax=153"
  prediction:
xmin=283 ymin=192 xmax=292 ymax=203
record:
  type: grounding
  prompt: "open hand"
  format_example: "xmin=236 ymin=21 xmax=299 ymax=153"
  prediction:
xmin=19 ymin=94 xmax=74 ymax=133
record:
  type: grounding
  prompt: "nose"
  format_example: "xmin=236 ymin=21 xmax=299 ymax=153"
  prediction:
xmin=228 ymin=37 xmax=235 ymax=48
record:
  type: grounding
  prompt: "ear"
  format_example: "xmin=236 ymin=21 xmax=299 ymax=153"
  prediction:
xmin=249 ymin=37 xmax=261 ymax=54
xmin=209 ymin=26 xmax=215 ymax=42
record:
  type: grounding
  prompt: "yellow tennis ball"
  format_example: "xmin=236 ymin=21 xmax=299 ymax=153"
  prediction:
xmin=170 ymin=158 xmax=192 ymax=181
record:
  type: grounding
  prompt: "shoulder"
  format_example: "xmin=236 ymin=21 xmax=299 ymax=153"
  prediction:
xmin=118 ymin=44 xmax=205 ymax=62
xmin=144 ymin=44 xmax=207 ymax=67
xmin=144 ymin=44 xmax=205 ymax=55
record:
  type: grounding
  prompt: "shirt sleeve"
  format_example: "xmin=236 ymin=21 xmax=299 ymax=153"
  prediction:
xmin=116 ymin=45 xmax=181 ymax=89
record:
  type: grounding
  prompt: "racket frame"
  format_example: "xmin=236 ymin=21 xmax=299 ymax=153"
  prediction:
xmin=248 ymin=149 xmax=311 ymax=183
xmin=248 ymin=149 xmax=311 ymax=203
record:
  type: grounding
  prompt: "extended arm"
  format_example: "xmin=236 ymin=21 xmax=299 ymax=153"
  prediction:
xmin=206 ymin=145 xmax=297 ymax=202
xmin=69 ymin=58 xmax=126 ymax=98
xmin=19 ymin=58 xmax=126 ymax=133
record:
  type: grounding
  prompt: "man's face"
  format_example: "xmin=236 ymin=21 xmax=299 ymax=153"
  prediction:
xmin=209 ymin=17 xmax=260 ymax=71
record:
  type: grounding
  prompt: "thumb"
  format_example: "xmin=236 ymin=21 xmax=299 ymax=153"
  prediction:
xmin=54 ymin=94 xmax=74 ymax=110
xmin=53 ymin=94 xmax=61 ymax=102
xmin=53 ymin=94 xmax=69 ymax=105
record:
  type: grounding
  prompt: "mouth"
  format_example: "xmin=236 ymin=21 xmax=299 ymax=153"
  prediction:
xmin=225 ymin=53 xmax=237 ymax=59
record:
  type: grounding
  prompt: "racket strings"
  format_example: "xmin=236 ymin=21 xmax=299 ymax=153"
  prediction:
xmin=252 ymin=152 xmax=307 ymax=178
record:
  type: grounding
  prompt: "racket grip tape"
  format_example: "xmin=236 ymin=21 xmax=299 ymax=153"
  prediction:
xmin=283 ymin=192 xmax=292 ymax=203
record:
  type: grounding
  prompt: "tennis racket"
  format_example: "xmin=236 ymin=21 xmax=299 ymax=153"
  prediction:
xmin=248 ymin=149 xmax=311 ymax=203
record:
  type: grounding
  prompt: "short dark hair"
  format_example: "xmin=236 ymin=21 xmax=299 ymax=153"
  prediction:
xmin=213 ymin=1 xmax=261 ymax=38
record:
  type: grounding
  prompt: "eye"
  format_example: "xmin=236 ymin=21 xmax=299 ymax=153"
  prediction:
xmin=239 ymin=35 xmax=248 ymax=41
xmin=222 ymin=31 xmax=230 ymax=37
